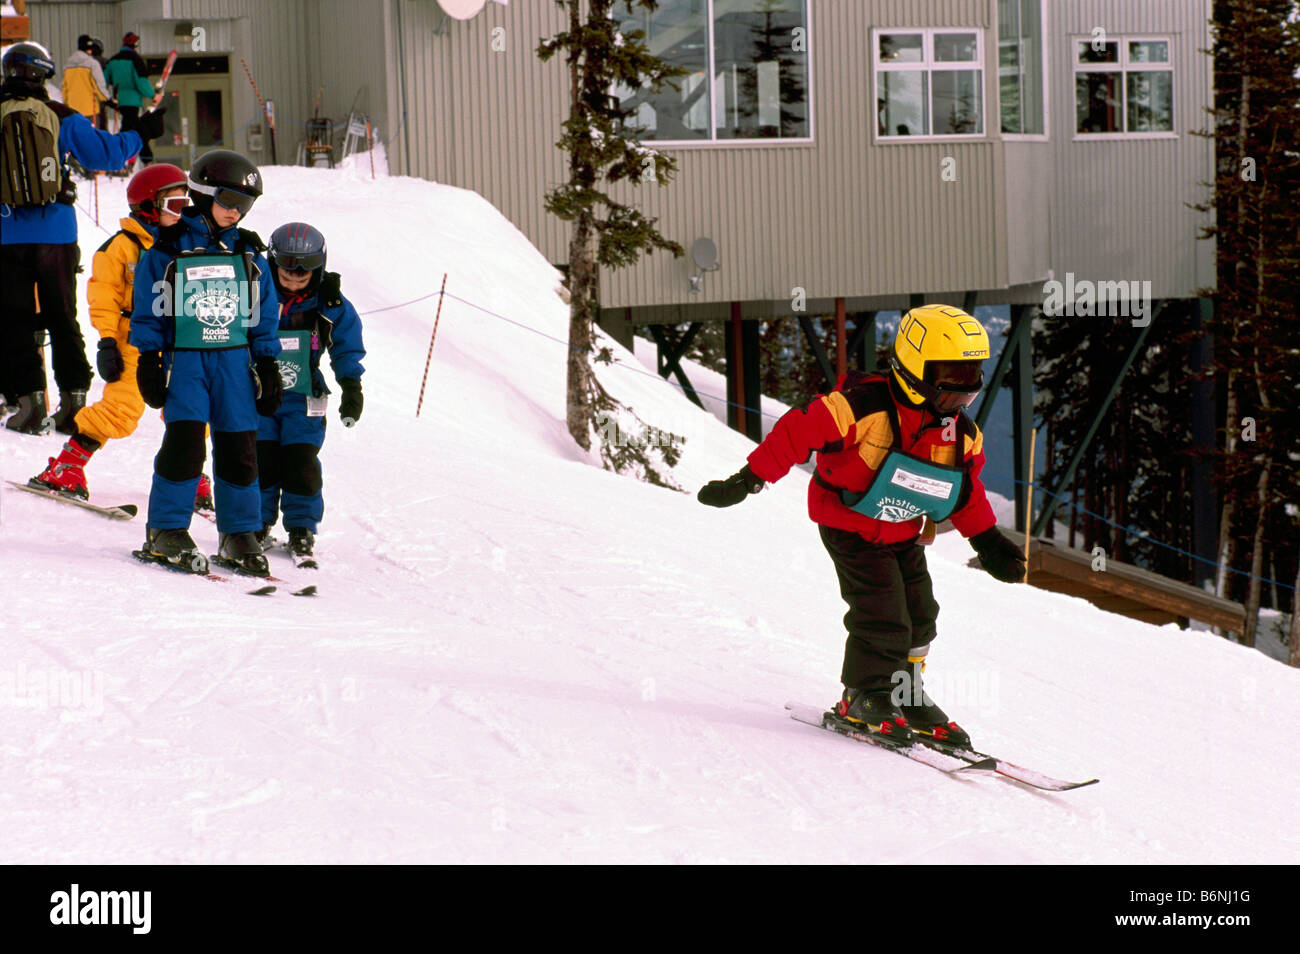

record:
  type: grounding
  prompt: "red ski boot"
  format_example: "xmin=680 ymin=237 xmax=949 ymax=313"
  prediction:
xmin=194 ymin=473 xmax=214 ymax=512
xmin=30 ymin=439 xmax=94 ymax=500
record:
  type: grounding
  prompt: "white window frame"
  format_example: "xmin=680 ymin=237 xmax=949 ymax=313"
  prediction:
xmin=621 ymin=0 xmax=816 ymax=149
xmin=998 ymin=0 xmax=1049 ymax=141
xmin=1072 ymin=34 xmax=1176 ymax=140
xmin=873 ymin=27 xmax=987 ymax=143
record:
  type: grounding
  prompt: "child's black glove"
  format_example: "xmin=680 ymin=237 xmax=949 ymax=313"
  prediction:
xmin=137 ymin=105 xmax=166 ymax=141
xmin=253 ymin=356 xmax=283 ymax=417
xmin=136 ymin=350 xmax=166 ymax=408
xmin=970 ymin=526 xmax=1027 ymax=583
xmin=97 ymin=338 xmax=124 ymax=383
xmin=697 ymin=465 xmax=765 ymax=508
xmin=338 ymin=379 xmax=363 ymax=427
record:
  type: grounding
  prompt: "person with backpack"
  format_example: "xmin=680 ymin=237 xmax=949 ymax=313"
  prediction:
xmin=0 ymin=41 xmax=165 ymax=436
xmin=696 ymin=305 xmax=1028 ymax=749
xmin=129 ymin=149 xmax=283 ymax=578
xmin=255 ymin=222 xmax=367 ymax=567
xmin=62 ymin=35 xmax=113 ymax=125
xmin=103 ymin=32 xmax=159 ymax=167
xmin=28 ymin=163 xmax=210 ymax=516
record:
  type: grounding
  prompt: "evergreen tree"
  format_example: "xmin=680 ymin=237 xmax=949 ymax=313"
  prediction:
xmin=1193 ymin=0 xmax=1300 ymax=647
xmin=539 ymin=0 xmax=689 ymax=487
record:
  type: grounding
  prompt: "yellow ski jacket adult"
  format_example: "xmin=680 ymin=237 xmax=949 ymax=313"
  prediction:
xmin=62 ymin=50 xmax=113 ymax=120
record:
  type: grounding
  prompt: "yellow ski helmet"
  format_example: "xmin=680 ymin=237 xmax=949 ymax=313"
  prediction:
xmin=890 ymin=304 xmax=991 ymax=413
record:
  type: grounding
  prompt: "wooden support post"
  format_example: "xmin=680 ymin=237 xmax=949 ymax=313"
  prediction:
xmin=797 ymin=314 xmax=835 ymax=391
xmin=834 ymin=296 xmax=847 ymax=381
xmin=1190 ymin=298 xmax=1217 ymax=590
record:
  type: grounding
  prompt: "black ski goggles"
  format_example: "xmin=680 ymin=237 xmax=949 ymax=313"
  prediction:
xmin=924 ymin=361 xmax=984 ymax=413
xmin=190 ymin=181 xmax=258 ymax=215
xmin=274 ymin=250 xmax=324 ymax=272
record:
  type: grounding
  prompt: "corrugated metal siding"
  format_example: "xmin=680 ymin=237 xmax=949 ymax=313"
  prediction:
xmin=27 ymin=2 xmax=122 ymax=88
xmin=1050 ymin=0 xmax=1215 ymax=298
xmin=315 ymin=0 xmax=388 ymax=142
xmin=387 ymin=0 xmax=1008 ymax=310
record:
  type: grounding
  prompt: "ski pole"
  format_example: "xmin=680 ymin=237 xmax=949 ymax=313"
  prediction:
xmin=416 ymin=274 xmax=449 ymax=418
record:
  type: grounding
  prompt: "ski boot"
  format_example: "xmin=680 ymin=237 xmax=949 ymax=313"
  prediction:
xmin=832 ymin=688 xmax=913 ymax=744
xmin=137 ymin=527 xmax=208 ymax=574
xmin=287 ymin=528 xmax=316 ymax=568
xmin=51 ymin=389 xmax=87 ymax=436
xmin=30 ymin=439 xmax=94 ymax=500
xmin=216 ymin=531 xmax=271 ymax=577
xmin=4 ymin=391 xmax=53 ymax=435
xmin=896 ymin=661 xmax=972 ymax=750
xmin=193 ymin=473 xmax=214 ymax=513
xmin=254 ymin=524 xmax=276 ymax=552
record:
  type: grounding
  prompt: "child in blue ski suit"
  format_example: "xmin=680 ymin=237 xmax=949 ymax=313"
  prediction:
xmin=129 ymin=149 xmax=282 ymax=574
xmin=257 ymin=221 xmax=365 ymax=563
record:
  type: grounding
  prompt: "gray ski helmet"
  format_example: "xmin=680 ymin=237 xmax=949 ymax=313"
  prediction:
xmin=2 ymin=42 xmax=57 ymax=83
xmin=269 ymin=222 xmax=327 ymax=295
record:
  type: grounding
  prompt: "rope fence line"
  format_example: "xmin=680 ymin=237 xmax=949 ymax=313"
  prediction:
xmin=381 ymin=282 xmax=1297 ymax=595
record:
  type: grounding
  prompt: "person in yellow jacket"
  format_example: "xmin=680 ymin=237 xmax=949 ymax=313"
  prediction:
xmin=28 ymin=162 xmax=211 ymax=510
xmin=62 ymin=36 xmax=113 ymax=124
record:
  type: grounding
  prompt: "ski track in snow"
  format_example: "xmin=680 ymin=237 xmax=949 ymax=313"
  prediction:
xmin=1 ymin=167 xmax=1298 ymax=864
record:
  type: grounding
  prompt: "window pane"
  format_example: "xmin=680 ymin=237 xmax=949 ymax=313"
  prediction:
xmin=879 ymin=33 xmax=923 ymax=63
xmin=1127 ymin=71 xmax=1173 ymax=131
xmin=1077 ymin=40 xmax=1119 ymax=64
xmin=1076 ymin=71 xmax=1122 ymax=132
xmin=934 ymin=32 xmax=978 ymax=62
xmin=1018 ymin=0 xmax=1043 ymax=133
xmin=878 ymin=70 xmax=928 ymax=136
xmin=932 ymin=69 xmax=982 ymax=134
xmin=616 ymin=0 xmax=709 ymax=140
xmin=714 ymin=0 xmax=810 ymax=140
xmin=1128 ymin=40 xmax=1169 ymax=63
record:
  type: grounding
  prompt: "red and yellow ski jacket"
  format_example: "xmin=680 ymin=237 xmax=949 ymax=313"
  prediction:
xmin=746 ymin=371 xmax=997 ymax=545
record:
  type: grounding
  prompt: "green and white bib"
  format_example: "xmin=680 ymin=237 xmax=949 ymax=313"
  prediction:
xmin=172 ymin=253 xmax=252 ymax=349
xmin=847 ymin=452 xmax=965 ymax=523
xmin=276 ymin=330 xmax=314 ymax=395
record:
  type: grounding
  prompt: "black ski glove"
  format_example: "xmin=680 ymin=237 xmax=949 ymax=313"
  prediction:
xmin=253 ymin=356 xmax=283 ymax=417
xmin=338 ymin=378 xmax=363 ymax=427
xmin=697 ymin=464 xmax=765 ymax=508
xmin=970 ymin=526 xmax=1027 ymax=583
xmin=137 ymin=105 xmax=166 ymax=141
xmin=97 ymin=337 xmax=124 ymax=383
xmin=137 ymin=350 xmax=167 ymax=408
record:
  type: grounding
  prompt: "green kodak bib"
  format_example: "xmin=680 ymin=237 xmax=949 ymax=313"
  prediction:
xmin=846 ymin=451 xmax=964 ymax=524
xmin=172 ymin=253 xmax=252 ymax=349
xmin=276 ymin=330 xmax=314 ymax=395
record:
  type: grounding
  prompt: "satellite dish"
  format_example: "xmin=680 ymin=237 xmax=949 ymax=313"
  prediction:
xmin=691 ymin=237 xmax=720 ymax=272
xmin=437 ymin=0 xmax=488 ymax=20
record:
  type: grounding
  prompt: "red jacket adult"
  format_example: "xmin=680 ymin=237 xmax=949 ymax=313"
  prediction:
xmin=746 ymin=371 xmax=997 ymax=545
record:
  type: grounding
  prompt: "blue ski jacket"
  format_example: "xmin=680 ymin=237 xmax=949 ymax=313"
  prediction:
xmin=129 ymin=209 xmax=281 ymax=360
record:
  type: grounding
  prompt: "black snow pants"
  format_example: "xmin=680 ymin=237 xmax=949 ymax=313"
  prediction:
xmin=819 ymin=525 xmax=940 ymax=691
xmin=0 ymin=242 xmax=90 ymax=397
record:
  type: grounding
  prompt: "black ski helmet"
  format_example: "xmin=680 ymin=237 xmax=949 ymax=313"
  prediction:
xmin=2 ymin=41 xmax=57 ymax=84
xmin=187 ymin=149 xmax=262 ymax=219
xmin=269 ymin=222 xmax=328 ymax=296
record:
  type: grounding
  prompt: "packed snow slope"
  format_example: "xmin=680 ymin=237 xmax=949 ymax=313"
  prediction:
xmin=2 ymin=162 xmax=1297 ymax=864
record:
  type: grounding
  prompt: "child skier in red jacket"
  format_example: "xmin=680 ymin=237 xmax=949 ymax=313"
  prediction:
xmin=698 ymin=305 xmax=1027 ymax=747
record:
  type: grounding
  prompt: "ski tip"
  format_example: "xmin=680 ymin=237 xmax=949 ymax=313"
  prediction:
xmin=291 ymin=585 xmax=318 ymax=597
xmin=247 ymin=585 xmax=278 ymax=596
xmin=117 ymin=504 xmax=139 ymax=518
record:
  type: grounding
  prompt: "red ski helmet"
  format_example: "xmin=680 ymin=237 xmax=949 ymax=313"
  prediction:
xmin=127 ymin=163 xmax=188 ymax=225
